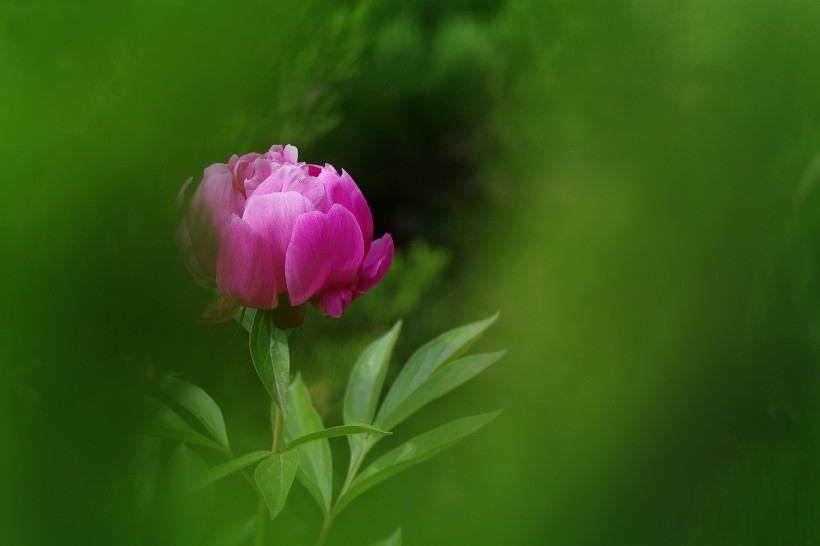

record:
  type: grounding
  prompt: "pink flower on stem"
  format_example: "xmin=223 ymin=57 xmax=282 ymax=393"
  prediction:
xmin=178 ymin=145 xmax=393 ymax=327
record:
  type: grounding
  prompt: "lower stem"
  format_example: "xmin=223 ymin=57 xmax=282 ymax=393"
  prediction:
xmin=315 ymin=512 xmax=335 ymax=546
xmin=256 ymin=404 xmax=284 ymax=546
xmin=254 ymin=493 xmax=267 ymax=546
xmin=314 ymin=439 xmax=373 ymax=546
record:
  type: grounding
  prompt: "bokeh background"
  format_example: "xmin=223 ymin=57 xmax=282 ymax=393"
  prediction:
xmin=2 ymin=0 xmax=820 ymax=544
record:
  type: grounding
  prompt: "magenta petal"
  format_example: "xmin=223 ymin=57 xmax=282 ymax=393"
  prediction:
xmin=318 ymin=165 xmax=374 ymax=253
xmin=242 ymin=191 xmax=315 ymax=291
xmin=216 ymin=216 xmax=278 ymax=309
xmin=355 ymin=234 xmax=394 ymax=294
xmin=285 ymin=204 xmax=365 ymax=306
xmin=317 ymin=288 xmax=353 ymax=318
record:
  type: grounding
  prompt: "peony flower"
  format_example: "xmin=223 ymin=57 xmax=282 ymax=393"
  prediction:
xmin=178 ymin=144 xmax=393 ymax=326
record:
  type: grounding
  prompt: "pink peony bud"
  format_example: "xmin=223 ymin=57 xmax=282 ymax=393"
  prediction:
xmin=178 ymin=145 xmax=393 ymax=325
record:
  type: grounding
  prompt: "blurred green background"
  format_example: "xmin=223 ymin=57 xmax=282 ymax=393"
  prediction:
xmin=2 ymin=0 xmax=820 ymax=544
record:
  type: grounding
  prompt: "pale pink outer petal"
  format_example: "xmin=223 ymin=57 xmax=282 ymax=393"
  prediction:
xmin=201 ymin=295 xmax=241 ymax=323
xmin=242 ymin=191 xmax=315 ymax=292
xmin=216 ymin=216 xmax=278 ymax=309
xmin=317 ymin=165 xmax=374 ymax=253
xmin=285 ymin=204 xmax=365 ymax=306
xmin=282 ymin=145 xmax=299 ymax=164
xmin=185 ymin=164 xmax=243 ymax=279
xmin=176 ymin=220 xmax=212 ymax=286
xmin=229 ymin=152 xmax=261 ymax=195
xmin=354 ymin=233 xmax=394 ymax=295
xmin=243 ymin=156 xmax=277 ymax=199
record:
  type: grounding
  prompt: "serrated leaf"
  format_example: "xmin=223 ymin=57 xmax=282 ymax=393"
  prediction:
xmin=344 ymin=321 xmax=401 ymax=465
xmin=285 ymin=424 xmax=391 ymax=451
xmin=254 ymin=451 xmax=299 ymax=520
xmin=376 ymin=314 xmax=498 ymax=429
xmin=281 ymin=375 xmax=332 ymax=513
xmin=336 ymin=411 xmax=501 ymax=513
xmin=376 ymin=351 xmax=505 ymax=431
xmin=159 ymin=373 xmax=230 ymax=449
xmin=201 ymin=518 xmax=255 ymax=546
xmin=144 ymin=397 xmax=222 ymax=452
xmin=249 ymin=310 xmax=290 ymax=415
xmin=370 ymin=528 xmax=402 ymax=546
xmin=191 ymin=450 xmax=271 ymax=490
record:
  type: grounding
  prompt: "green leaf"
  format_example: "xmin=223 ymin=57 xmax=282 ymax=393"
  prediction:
xmin=344 ymin=321 xmax=401 ymax=464
xmin=337 ymin=411 xmax=501 ymax=513
xmin=154 ymin=444 xmax=214 ymax=545
xmin=144 ymin=397 xmax=223 ymax=452
xmin=249 ymin=310 xmax=290 ymax=415
xmin=191 ymin=450 xmax=271 ymax=490
xmin=201 ymin=518 xmax=255 ymax=546
xmin=376 ymin=314 xmax=498 ymax=430
xmin=370 ymin=528 xmax=402 ymax=546
xmin=281 ymin=375 xmax=332 ymax=514
xmin=159 ymin=373 xmax=230 ymax=449
xmin=237 ymin=307 xmax=256 ymax=333
xmin=254 ymin=451 xmax=299 ymax=520
xmin=376 ymin=351 xmax=505 ymax=431
xmin=285 ymin=424 xmax=391 ymax=451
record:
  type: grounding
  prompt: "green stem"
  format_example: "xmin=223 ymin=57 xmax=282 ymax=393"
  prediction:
xmin=254 ymin=493 xmax=267 ymax=546
xmin=254 ymin=403 xmax=284 ymax=545
xmin=314 ymin=436 xmax=374 ymax=546
xmin=272 ymin=404 xmax=283 ymax=453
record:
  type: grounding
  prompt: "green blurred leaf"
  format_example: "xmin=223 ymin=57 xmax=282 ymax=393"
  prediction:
xmin=144 ymin=397 xmax=222 ymax=452
xmin=337 ymin=410 xmax=501 ymax=512
xmin=237 ymin=307 xmax=256 ymax=333
xmin=370 ymin=528 xmax=402 ymax=546
xmin=155 ymin=444 xmax=214 ymax=546
xmin=191 ymin=450 xmax=271 ymax=490
xmin=377 ymin=350 xmax=505 ymax=431
xmin=285 ymin=424 xmax=391 ymax=451
xmin=376 ymin=314 xmax=498 ymax=428
xmin=282 ymin=375 xmax=332 ymax=514
xmin=249 ymin=310 xmax=290 ymax=415
xmin=159 ymin=373 xmax=230 ymax=449
xmin=201 ymin=518 xmax=255 ymax=546
xmin=344 ymin=321 xmax=402 ymax=463
xmin=254 ymin=451 xmax=299 ymax=520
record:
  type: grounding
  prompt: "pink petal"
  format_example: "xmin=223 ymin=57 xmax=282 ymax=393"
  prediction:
xmin=252 ymin=163 xmax=325 ymax=209
xmin=282 ymin=144 xmax=299 ymax=164
xmin=243 ymin=156 xmax=277 ymax=199
xmin=285 ymin=204 xmax=365 ymax=306
xmin=280 ymin=174 xmax=326 ymax=211
xmin=317 ymin=165 xmax=374 ymax=253
xmin=216 ymin=216 xmax=278 ymax=309
xmin=316 ymin=288 xmax=354 ymax=318
xmin=229 ymin=152 xmax=261 ymax=195
xmin=242 ymin=191 xmax=315 ymax=292
xmin=355 ymin=234 xmax=394 ymax=294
